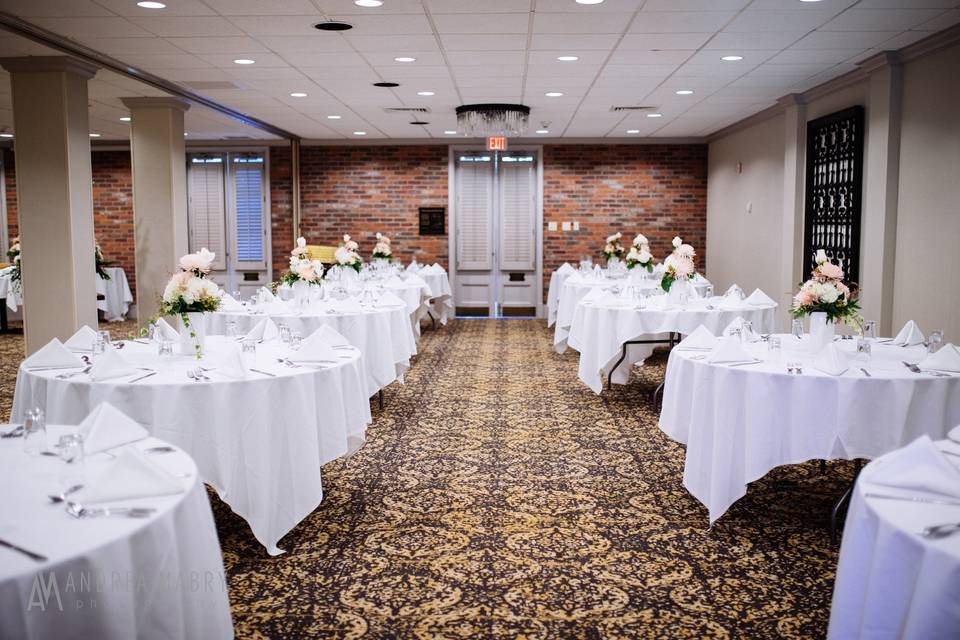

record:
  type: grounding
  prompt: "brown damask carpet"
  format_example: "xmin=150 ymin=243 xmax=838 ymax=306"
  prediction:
xmin=1 ymin=318 xmax=853 ymax=638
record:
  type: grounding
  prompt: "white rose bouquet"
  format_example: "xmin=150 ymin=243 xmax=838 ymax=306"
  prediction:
xmin=95 ymin=242 xmax=111 ymax=280
xmin=661 ymin=236 xmax=697 ymax=292
xmin=372 ymin=232 xmax=393 ymax=261
xmin=791 ymin=249 xmax=860 ymax=326
xmin=5 ymin=236 xmax=20 ymax=291
xmin=160 ymin=248 xmax=221 ymax=358
xmin=280 ymin=237 xmax=324 ymax=287
xmin=334 ymin=234 xmax=362 ymax=273
xmin=625 ymin=233 xmax=654 ymax=272
xmin=601 ymin=232 xmax=625 ymax=261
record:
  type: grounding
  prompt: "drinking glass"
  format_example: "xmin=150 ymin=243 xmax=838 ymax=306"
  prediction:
xmin=768 ymin=336 xmax=782 ymax=361
xmin=279 ymin=323 xmax=291 ymax=344
xmin=231 ymin=290 xmax=241 ymax=302
xmin=289 ymin=331 xmax=302 ymax=351
xmin=632 ymin=286 xmax=645 ymax=310
xmin=22 ymin=408 xmax=46 ymax=456
xmin=92 ymin=336 xmax=107 ymax=358
xmin=158 ymin=340 xmax=174 ymax=358
xmin=705 ymin=284 xmax=714 ymax=299
xmin=225 ymin=319 xmax=239 ymax=338
xmin=729 ymin=327 xmax=743 ymax=343
xmin=857 ymin=337 xmax=872 ymax=364
xmin=57 ymin=433 xmax=86 ymax=488
xmin=742 ymin=321 xmax=755 ymax=342
xmin=862 ymin=320 xmax=877 ymax=341
xmin=928 ymin=330 xmax=944 ymax=354
xmin=97 ymin=330 xmax=111 ymax=345
xmin=791 ymin=318 xmax=804 ymax=340
xmin=241 ymin=339 xmax=257 ymax=367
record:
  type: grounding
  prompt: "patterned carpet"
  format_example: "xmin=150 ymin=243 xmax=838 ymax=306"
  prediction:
xmin=0 ymin=318 xmax=854 ymax=638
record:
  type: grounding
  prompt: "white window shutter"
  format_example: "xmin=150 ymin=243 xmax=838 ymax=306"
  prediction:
xmin=498 ymin=157 xmax=536 ymax=271
xmin=233 ymin=155 xmax=266 ymax=268
xmin=456 ymin=157 xmax=493 ymax=271
xmin=187 ymin=157 xmax=227 ymax=271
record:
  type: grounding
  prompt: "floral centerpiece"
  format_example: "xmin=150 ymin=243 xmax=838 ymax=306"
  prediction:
xmin=661 ymin=236 xmax=697 ymax=293
xmin=791 ymin=249 xmax=861 ymax=349
xmin=601 ymin=232 xmax=625 ymax=262
xmin=334 ymin=234 xmax=362 ymax=273
xmin=372 ymin=232 xmax=393 ymax=262
xmin=5 ymin=236 xmax=20 ymax=291
xmin=625 ymin=233 xmax=654 ymax=272
xmin=160 ymin=248 xmax=221 ymax=359
xmin=95 ymin=242 xmax=111 ymax=280
xmin=280 ymin=237 xmax=324 ymax=288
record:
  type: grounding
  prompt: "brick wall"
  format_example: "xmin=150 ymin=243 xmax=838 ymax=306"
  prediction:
xmin=270 ymin=146 xmax=294 ymax=278
xmin=541 ymin=144 xmax=708 ymax=299
xmin=2 ymin=148 xmax=16 ymax=245
xmin=91 ymin=151 xmax=136 ymax=298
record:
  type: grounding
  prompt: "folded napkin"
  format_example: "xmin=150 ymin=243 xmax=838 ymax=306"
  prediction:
xmin=721 ymin=317 xmax=756 ymax=339
xmin=950 ymin=424 xmax=960 ymax=444
xmin=217 ymin=343 xmax=249 ymax=379
xmin=332 ymin=298 xmax=363 ymax=314
xmin=405 ymin=261 xmax=420 ymax=272
xmin=745 ymin=288 xmax=776 ymax=307
xmin=707 ymin=337 xmax=754 ymax=364
xmin=866 ymin=435 xmax=960 ymax=500
xmin=679 ymin=325 xmax=718 ymax=350
xmin=243 ymin=317 xmax=279 ymax=342
xmin=305 ymin=324 xmax=352 ymax=349
xmin=89 ymin=345 xmax=139 ymax=382
xmin=289 ymin=338 xmax=340 ymax=363
xmin=75 ymin=447 xmax=185 ymax=504
xmin=592 ymin=264 xmax=604 ymax=279
xmin=893 ymin=320 xmax=925 ymax=346
xmin=723 ymin=284 xmax=745 ymax=300
xmin=385 ymin=275 xmax=405 ymax=287
xmin=376 ymin=291 xmax=407 ymax=308
xmin=65 ymin=325 xmax=99 ymax=351
xmin=257 ymin=287 xmax=278 ymax=303
xmin=813 ymin=343 xmax=850 ymax=376
xmin=692 ymin=273 xmax=709 ymax=284
xmin=406 ymin=273 xmax=429 ymax=287
xmin=556 ymin=263 xmax=576 ymax=275
xmin=153 ymin=318 xmax=180 ymax=342
xmin=77 ymin=402 xmax=149 ymax=454
xmin=919 ymin=343 xmax=960 ymax=373
xmin=581 ymin=287 xmax=610 ymax=304
xmin=219 ymin=293 xmax=244 ymax=312
xmin=431 ymin=263 xmax=444 ymax=272
xmin=23 ymin=338 xmax=85 ymax=369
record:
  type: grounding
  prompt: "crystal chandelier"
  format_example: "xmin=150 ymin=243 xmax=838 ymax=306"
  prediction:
xmin=455 ymin=103 xmax=530 ymax=137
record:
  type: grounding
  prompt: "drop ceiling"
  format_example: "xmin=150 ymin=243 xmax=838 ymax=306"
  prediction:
xmin=0 ymin=0 xmax=958 ymax=141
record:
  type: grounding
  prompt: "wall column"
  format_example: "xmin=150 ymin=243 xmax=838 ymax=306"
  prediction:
xmin=120 ymin=97 xmax=191 ymax=327
xmin=779 ymin=94 xmax=807 ymax=330
xmin=0 ymin=56 xmax=99 ymax=354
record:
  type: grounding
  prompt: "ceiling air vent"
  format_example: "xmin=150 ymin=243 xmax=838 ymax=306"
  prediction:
xmin=383 ymin=107 xmax=431 ymax=114
xmin=610 ymin=105 xmax=657 ymax=112
xmin=183 ymin=81 xmax=241 ymax=91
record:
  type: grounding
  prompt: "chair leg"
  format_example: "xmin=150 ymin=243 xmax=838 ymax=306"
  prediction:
xmin=378 ymin=390 xmax=384 ymax=410
xmin=820 ymin=459 xmax=827 ymax=474
xmin=829 ymin=459 xmax=863 ymax=544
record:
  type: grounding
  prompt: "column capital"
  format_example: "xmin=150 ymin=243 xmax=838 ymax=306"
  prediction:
xmin=858 ymin=50 xmax=901 ymax=74
xmin=121 ymin=96 xmax=192 ymax=113
xmin=777 ymin=93 xmax=807 ymax=108
xmin=0 ymin=56 xmax=98 ymax=79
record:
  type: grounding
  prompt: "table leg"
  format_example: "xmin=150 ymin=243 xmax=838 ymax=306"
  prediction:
xmin=378 ymin=389 xmax=384 ymax=411
xmin=0 ymin=300 xmax=7 ymax=333
xmin=829 ymin=459 xmax=863 ymax=544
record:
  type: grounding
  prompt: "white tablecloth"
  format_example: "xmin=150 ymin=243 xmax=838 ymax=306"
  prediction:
xmin=0 ymin=267 xmax=132 ymax=320
xmin=659 ymin=336 xmax=960 ymax=523
xmin=11 ymin=336 xmax=372 ymax=555
xmin=546 ymin=268 xmax=575 ymax=328
xmin=568 ymin=295 xmax=777 ymax=394
xmin=0 ymin=430 xmax=232 ymax=640
xmin=384 ymin=277 xmax=433 ymax=335
xmin=417 ymin=270 xmax=454 ymax=325
xmin=96 ymin=267 xmax=133 ymax=322
xmin=828 ymin=438 xmax=960 ymax=639
xmin=209 ymin=300 xmax=416 ymax=397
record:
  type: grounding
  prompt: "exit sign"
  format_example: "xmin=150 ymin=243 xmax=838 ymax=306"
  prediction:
xmin=486 ymin=136 xmax=507 ymax=151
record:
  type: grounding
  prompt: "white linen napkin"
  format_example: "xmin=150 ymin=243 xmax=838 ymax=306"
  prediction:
xmin=257 ymin=287 xmax=278 ymax=303
xmin=723 ymin=284 xmax=745 ymax=300
xmin=289 ymin=340 xmax=340 ymax=363
xmin=813 ymin=343 xmax=850 ymax=376
xmin=949 ymin=424 xmax=960 ymax=444
xmin=919 ymin=343 xmax=960 ymax=373
xmin=707 ymin=337 xmax=753 ymax=364
xmin=384 ymin=274 xmax=405 ymax=287
xmin=305 ymin=324 xmax=352 ymax=349
xmin=243 ymin=317 xmax=279 ymax=342
xmin=721 ymin=317 xmax=755 ymax=338
xmin=893 ymin=320 xmax=925 ymax=346
xmin=745 ymin=289 xmax=776 ymax=307
xmin=77 ymin=402 xmax=149 ymax=454
xmin=601 ymin=291 xmax=632 ymax=307
xmin=332 ymin=298 xmax=363 ymax=314
xmin=23 ymin=338 xmax=85 ymax=369
xmin=692 ymin=273 xmax=709 ymax=284
xmin=592 ymin=264 xmax=604 ymax=279
xmin=219 ymin=293 xmax=244 ymax=312
xmin=216 ymin=343 xmax=249 ymax=379
xmin=89 ymin=346 xmax=139 ymax=382
xmin=679 ymin=325 xmax=718 ymax=350
xmin=866 ymin=435 xmax=960 ymax=500
xmin=75 ymin=447 xmax=185 ymax=504
xmin=406 ymin=273 xmax=429 ymax=287
xmin=581 ymin=287 xmax=609 ymax=304
xmin=153 ymin=318 xmax=180 ymax=342
xmin=65 ymin=325 xmax=99 ymax=351
xmin=431 ymin=263 xmax=444 ymax=272
xmin=376 ymin=291 xmax=406 ymax=308
xmin=556 ymin=263 xmax=575 ymax=275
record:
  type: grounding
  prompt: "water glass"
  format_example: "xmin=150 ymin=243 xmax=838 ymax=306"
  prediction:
xmin=768 ymin=336 xmax=782 ymax=361
xmin=289 ymin=331 xmax=302 ymax=351
xmin=279 ymin=323 xmax=291 ymax=344
xmin=928 ymin=330 xmax=944 ymax=354
xmin=22 ymin=408 xmax=46 ymax=456
xmin=158 ymin=340 xmax=174 ymax=358
xmin=98 ymin=330 xmax=111 ymax=345
xmin=791 ymin=319 xmax=804 ymax=340
xmin=225 ymin=319 xmax=239 ymax=338
xmin=729 ymin=327 xmax=743 ymax=343
xmin=705 ymin=284 xmax=714 ymax=299
xmin=240 ymin=339 xmax=257 ymax=367
xmin=787 ymin=361 xmax=801 ymax=375
xmin=58 ymin=433 xmax=86 ymax=487
xmin=92 ymin=336 xmax=107 ymax=358
xmin=742 ymin=321 xmax=755 ymax=342
xmin=856 ymin=337 xmax=872 ymax=364
xmin=862 ymin=320 xmax=877 ymax=341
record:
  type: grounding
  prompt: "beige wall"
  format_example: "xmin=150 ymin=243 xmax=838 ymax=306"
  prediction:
xmin=707 ymin=38 xmax=960 ymax=341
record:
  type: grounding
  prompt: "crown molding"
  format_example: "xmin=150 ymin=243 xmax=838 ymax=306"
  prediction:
xmin=121 ymin=96 xmax=191 ymax=113
xmin=300 ymin=136 xmax=705 ymax=147
xmin=0 ymin=55 xmax=98 ymax=78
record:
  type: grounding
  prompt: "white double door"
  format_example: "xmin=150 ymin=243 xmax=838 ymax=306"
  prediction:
xmin=451 ymin=147 xmax=542 ymax=317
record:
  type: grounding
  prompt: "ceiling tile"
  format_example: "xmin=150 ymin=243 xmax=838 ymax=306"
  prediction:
xmin=94 ymin=0 xmax=216 ymax=16
xmin=526 ymin=63 xmax=603 ymax=78
xmin=820 ymin=8 xmax=945 ymax=31
xmin=725 ymin=10 xmax=839 ymax=32
xmin=121 ymin=53 xmax=213 ymax=69
xmin=369 ymin=65 xmax=452 ymax=79
xmin=363 ymin=51 xmax=446 ymax=66
xmin=533 ymin=12 xmax=635 ymax=34
xmin=535 ymin=0 xmax=644 ymax=12
xmin=630 ymin=12 xmax=737 ymax=33
xmin=280 ymin=51 xmax=370 ymax=67
xmin=433 ymin=13 xmax=529 ymax=34
xmin=227 ymin=15 xmax=327 ymax=36
xmin=30 ymin=17 xmax=155 ymax=38
xmin=792 ymin=30 xmax=901 ymax=48
xmin=769 ymin=48 xmax=867 ymax=65
xmin=424 ymin=0 xmax=526 ymax=12
xmin=607 ymin=49 xmax=694 ymax=65
xmin=129 ymin=16 xmax=246 ymax=37
xmin=440 ymin=34 xmax=529 ymax=50
xmin=919 ymin=8 xmax=960 ymax=30
xmin=77 ymin=37 xmax=186 ymax=54
xmin=642 ymin=0 xmax=750 ymax=9
xmin=342 ymin=34 xmax=439 ymax=51
xmin=0 ymin=0 xmax=111 ymax=17
xmin=447 ymin=51 xmax=526 ymax=66
xmin=529 ymin=34 xmax=621 ymax=50
xmin=202 ymin=0 xmax=318 ymax=15
xmin=618 ymin=33 xmax=713 ymax=49
xmin=333 ymin=13 xmax=433 ymax=35
xmin=704 ymin=31 xmax=807 ymax=50
xmin=168 ymin=36 xmax=271 ymax=54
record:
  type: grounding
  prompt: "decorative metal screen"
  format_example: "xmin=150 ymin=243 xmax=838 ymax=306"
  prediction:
xmin=802 ymin=106 xmax=865 ymax=283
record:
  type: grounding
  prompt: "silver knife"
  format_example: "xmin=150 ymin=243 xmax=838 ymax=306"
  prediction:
xmin=248 ymin=368 xmax=277 ymax=377
xmin=865 ymin=492 xmax=960 ymax=507
xmin=128 ymin=371 xmax=157 ymax=383
xmin=0 ymin=537 xmax=47 ymax=562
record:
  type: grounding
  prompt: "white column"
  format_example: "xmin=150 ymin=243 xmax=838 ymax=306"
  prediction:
xmin=860 ymin=52 xmax=903 ymax=336
xmin=779 ymin=93 xmax=807 ymax=330
xmin=120 ymin=97 xmax=191 ymax=327
xmin=0 ymin=57 xmax=99 ymax=354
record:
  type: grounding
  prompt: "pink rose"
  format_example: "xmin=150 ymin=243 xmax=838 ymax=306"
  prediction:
xmin=794 ymin=291 xmax=814 ymax=306
xmin=819 ymin=262 xmax=844 ymax=280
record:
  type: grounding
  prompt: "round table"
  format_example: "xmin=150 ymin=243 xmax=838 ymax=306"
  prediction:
xmin=383 ymin=277 xmax=432 ymax=335
xmin=0 ymin=429 xmax=232 ymax=639
xmin=209 ymin=299 xmax=416 ymax=396
xmin=828 ymin=436 xmax=960 ymax=638
xmin=659 ymin=335 xmax=960 ymax=524
xmin=12 ymin=336 xmax=372 ymax=555
xmin=567 ymin=294 xmax=777 ymax=393
xmin=415 ymin=269 xmax=454 ymax=325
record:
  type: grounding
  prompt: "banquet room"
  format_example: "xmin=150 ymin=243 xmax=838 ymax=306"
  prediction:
xmin=0 ymin=0 xmax=959 ymax=637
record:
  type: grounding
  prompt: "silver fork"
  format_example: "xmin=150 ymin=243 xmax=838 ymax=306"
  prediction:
xmin=57 ymin=366 xmax=92 ymax=379
xmin=48 ymin=484 xmax=84 ymax=504
xmin=860 ymin=368 xmax=872 ymax=378
xmin=66 ymin=502 xmax=156 ymax=519
xmin=922 ymin=522 xmax=960 ymax=539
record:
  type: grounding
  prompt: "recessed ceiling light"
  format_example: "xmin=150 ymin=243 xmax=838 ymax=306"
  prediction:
xmin=536 ymin=129 xmax=549 ymax=134
xmin=233 ymin=59 xmax=255 ymax=65
xmin=647 ymin=113 xmax=662 ymax=118
xmin=417 ymin=91 xmax=435 ymax=96
xmin=394 ymin=57 xmax=416 ymax=63
xmin=626 ymin=129 xmax=640 ymax=134
xmin=184 ymin=132 xmax=189 ymax=136
xmin=373 ymin=81 xmax=400 ymax=88
xmin=444 ymin=130 xmax=458 ymax=135
xmin=353 ymin=131 xmax=367 ymax=136
xmin=89 ymin=133 xmax=101 ymax=138
xmin=327 ymin=115 xmax=342 ymax=119
xmin=137 ymin=1 xmax=166 ymax=8
xmin=314 ymin=21 xmax=353 ymax=31
xmin=0 ymin=133 xmax=13 ymax=138
xmin=120 ymin=116 xmax=131 ymax=122
xmin=557 ymin=56 xmax=579 ymax=61
xmin=355 ymin=0 xmax=383 ymax=6
xmin=545 ymin=92 xmax=563 ymax=97
xmin=576 ymin=0 xmax=605 ymax=4
xmin=290 ymin=92 xmax=308 ymax=97
xmin=721 ymin=55 xmax=743 ymax=61
xmin=675 ymin=89 xmax=694 ymax=95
